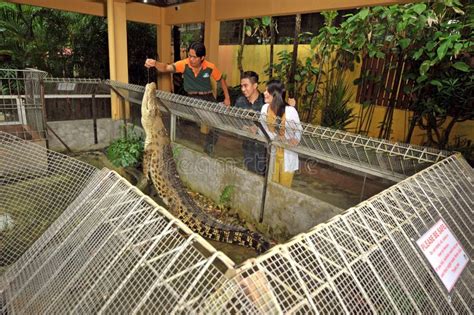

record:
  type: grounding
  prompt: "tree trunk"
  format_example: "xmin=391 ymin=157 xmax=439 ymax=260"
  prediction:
xmin=439 ymin=114 xmax=459 ymax=149
xmin=268 ymin=17 xmax=275 ymax=78
xmin=237 ymin=19 xmax=246 ymax=78
xmin=172 ymin=25 xmax=181 ymax=62
xmin=405 ymin=112 xmax=419 ymax=144
xmin=288 ymin=14 xmax=301 ymax=100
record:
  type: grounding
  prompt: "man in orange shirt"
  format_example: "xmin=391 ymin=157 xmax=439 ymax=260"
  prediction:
xmin=145 ymin=42 xmax=230 ymax=154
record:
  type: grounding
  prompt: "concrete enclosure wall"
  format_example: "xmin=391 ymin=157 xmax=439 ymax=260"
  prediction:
xmin=173 ymin=143 xmax=343 ymax=241
xmin=47 ymin=118 xmax=123 ymax=152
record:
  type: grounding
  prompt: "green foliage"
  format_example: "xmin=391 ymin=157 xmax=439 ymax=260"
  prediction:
xmin=127 ymin=21 xmax=157 ymax=85
xmin=334 ymin=1 xmax=473 ymax=147
xmin=268 ymin=50 xmax=320 ymax=121
xmin=321 ymin=73 xmax=355 ymax=130
xmin=172 ymin=146 xmax=181 ymax=158
xmin=219 ymin=185 xmax=234 ymax=207
xmin=269 ymin=10 xmax=354 ymax=123
xmin=107 ymin=125 xmax=144 ymax=168
xmin=246 ymin=17 xmax=272 ymax=44
xmin=69 ymin=14 xmax=109 ymax=78
xmin=0 ymin=3 xmax=75 ymax=75
xmin=0 ymin=3 xmax=155 ymax=84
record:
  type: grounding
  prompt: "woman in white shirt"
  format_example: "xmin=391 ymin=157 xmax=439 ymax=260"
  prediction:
xmin=259 ymin=80 xmax=302 ymax=187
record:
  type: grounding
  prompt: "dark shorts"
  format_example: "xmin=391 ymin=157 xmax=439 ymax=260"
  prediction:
xmin=243 ymin=140 xmax=267 ymax=175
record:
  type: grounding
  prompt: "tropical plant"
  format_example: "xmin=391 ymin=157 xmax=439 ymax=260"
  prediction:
xmin=107 ymin=125 xmax=144 ymax=168
xmin=127 ymin=21 xmax=157 ymax=85
xmin=245 ymin=17 xmax=272 ymax=44
xmin=0 ymin=3 xmax=75 ymax=76
xmin=337 ymin=1 xmax=473 ymax=147
xmin=269 ymin=48 xmax=322 ymax=123
xmin=70 ymin=14 xmax=109 ymax=78
xmin=320 ymin=72 xmax=355 ymax=130
xmin=219 ymin=185 xmax=234 ymax=208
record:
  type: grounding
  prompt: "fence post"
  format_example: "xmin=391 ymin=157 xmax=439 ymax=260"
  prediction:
xmin=39 ymin=77 xmax=49 ymax=149
xmin=91 ymin=87 xmax=98 ymax=144
xmin=170 ymin=113 xmax=176 ymax=142
xmin=255 ymin=121 xmax=273 ymax=223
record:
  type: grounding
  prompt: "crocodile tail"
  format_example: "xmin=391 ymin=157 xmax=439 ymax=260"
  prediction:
xmin=249 ymin=232 xmax=271 ymax=254
xmin=142 ymin=147 xmax=152 ymax=180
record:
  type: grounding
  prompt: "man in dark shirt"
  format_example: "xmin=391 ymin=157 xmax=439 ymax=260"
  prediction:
xmin=234 ymin=71 xmax=266 ymax=175
xmin=145 ymin=42 xmax=230 ymax=154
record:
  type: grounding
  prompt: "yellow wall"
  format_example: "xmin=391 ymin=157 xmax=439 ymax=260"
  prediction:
xmin=218 ymin=45 xmax=474 ymax=146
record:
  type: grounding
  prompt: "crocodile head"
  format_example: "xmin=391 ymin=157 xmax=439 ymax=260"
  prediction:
xmin=141 ymin=82 xmax=169 ymax=147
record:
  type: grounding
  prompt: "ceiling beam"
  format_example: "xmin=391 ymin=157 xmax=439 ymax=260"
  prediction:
xmin=163 ymin=0 xmax=205 ymax=25
xmin=6 ymin=0 xmax=106 ymax=16
xmin=214 ymin=0 xmax=415 ymax=21
xmin=5 ymin=0 xmax=161 ymax=24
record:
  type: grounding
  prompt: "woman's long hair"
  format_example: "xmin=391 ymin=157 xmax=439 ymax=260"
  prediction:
xmin=267 ymin=79 xmax=287 ymax=118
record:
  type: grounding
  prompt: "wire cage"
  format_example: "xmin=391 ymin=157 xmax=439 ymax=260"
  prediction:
xmin=0 ymin=69 xmax=48 ymax=144
xmin=0 ymin=80 xmax=472 ymax=313
xmin=105 ymin=80 xmax=449 ymax=182
xmin=0 ymin=131 xmax=472 ymax=314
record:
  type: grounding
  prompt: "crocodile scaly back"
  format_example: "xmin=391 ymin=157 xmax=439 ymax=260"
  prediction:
xmin=141 ymin=83 xmax=270 ymax=253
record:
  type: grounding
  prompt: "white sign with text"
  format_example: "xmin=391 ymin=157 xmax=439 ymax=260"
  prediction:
xmin=416 ymin=219 xmax=469 ymax=292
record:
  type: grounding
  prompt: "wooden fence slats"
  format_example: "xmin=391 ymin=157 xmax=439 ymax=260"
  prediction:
xmin=356 ymin=53 xmax=413 ymax=109
xmin=45 ymin=97 xmax=111 ymax=121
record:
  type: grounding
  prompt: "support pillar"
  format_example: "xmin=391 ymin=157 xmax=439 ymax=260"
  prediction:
xmin=204 ymin=0 xmax=219 ymax=64
xmin=204 ymin=0 xmax=220 ymax=94
xmin=158 ymin=8 xmax=172 ymax=91
xmin=107 ymin=0 xmax=130 ymax=120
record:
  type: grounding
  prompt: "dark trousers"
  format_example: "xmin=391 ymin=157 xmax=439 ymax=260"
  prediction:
xmin=243 ymin=140 xmax=267 ymax=175
xmin=186 ymin=93 xmax=219 ymax=154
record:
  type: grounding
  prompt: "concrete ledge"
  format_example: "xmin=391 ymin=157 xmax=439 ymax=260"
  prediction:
xmin=173 ymin=143 xmax=343 ymax=241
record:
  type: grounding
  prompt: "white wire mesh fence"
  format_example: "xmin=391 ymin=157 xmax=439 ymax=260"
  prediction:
xmin=0 ymin=82 xmax=471 ymax=313
xmin=201 ymin=153 xmax=473 ymax=314
xmin=1 ymin=132 xmax=233 ymax=314
xmin=43 ymin=77 xmax=107 ymax=96
xmin=0 ymin=131 xmax=97 ymax=271
xmin=104 ymin=80 xmax=449 ymax=181
xmin=0 ymin=69 xmax=48 ymax=142
xmin=0 ymin=123 xmax=472 ymax=314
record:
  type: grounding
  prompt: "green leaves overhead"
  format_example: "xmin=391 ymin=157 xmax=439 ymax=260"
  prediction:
xmin=358 ymin=8 xmax=370 ymax=20
xmin=411 ymin=3 xmax=427 ymax=15
xmin=436 ymin=39 xmax=451 ymax=60
xmin=452 ymin=62 xmax=470 ymax=72
xmin=261 ymin=16 xmax=271 ymax=27
xmin=399 ymin=38 xmax=411 ymax=50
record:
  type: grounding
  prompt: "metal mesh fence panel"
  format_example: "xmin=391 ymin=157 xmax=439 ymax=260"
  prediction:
xmin=43 ymin=77 xmax=108 ymax=96
xmin=0 ymin=131 xmax=97 ymax=272
xmin=1 ymin=83 xmax=471 ymax=313
xmin=1 ymin=132 xmax=233 ymax=314
xmin=0 ymin=69 xmax=48 ymax=142
xmin=104 ymin=80 xmax=449 ymax=181
xmin=201 ymin=154 xmax=473 ymax=314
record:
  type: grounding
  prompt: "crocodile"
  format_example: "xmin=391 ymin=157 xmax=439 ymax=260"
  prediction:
xmin=141 ymin=82 xmax=270 ymax=253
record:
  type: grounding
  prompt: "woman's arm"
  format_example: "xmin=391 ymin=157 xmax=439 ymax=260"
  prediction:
xmin=286 ymin=107 xmax=303 ymax=145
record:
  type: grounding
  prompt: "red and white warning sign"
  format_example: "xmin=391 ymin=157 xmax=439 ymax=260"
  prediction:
xmin=416 ymin=219 xmax=469 ymax=292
